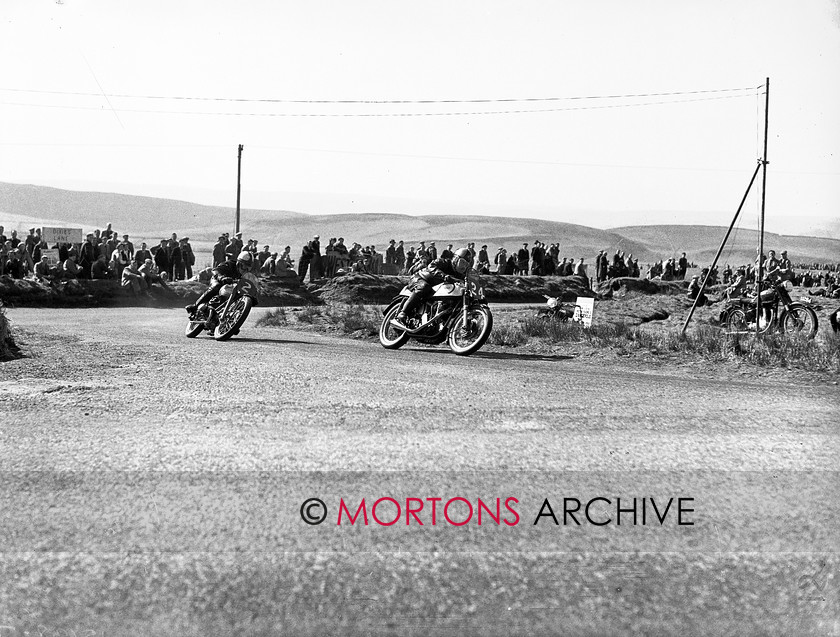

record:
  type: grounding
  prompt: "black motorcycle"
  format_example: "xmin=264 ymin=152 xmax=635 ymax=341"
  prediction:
xmin=720 ymin=277 xmax=819 ymax=338
xmin=379 ymin=269 xmax=493 ymax=356
xmin=185 ymin=272 xmax=260 ymax=341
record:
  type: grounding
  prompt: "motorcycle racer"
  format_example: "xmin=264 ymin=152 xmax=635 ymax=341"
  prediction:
xmin=185 ymin=251 xmax=254 ymax=316
xmin=393 ymin=248 xmax=471 ymax=330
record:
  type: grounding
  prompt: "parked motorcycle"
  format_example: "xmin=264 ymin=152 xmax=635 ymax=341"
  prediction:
xmin=720 ymin=276 xmax=819 ymax=338
xmin=379 ymin=269 xmax=493 ymax=356
xmin=185 ymin=272 xmax=260 ymax=341
xmin=537 ymin=295 xmax=582 ymax=322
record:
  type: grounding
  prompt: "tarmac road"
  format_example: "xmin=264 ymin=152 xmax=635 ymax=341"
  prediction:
xmin=1 ymin=306 xmax=838 ymax=636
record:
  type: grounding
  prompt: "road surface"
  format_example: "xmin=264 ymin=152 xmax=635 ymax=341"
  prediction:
xmin=1 ymin=306 xmax=837 ymax=636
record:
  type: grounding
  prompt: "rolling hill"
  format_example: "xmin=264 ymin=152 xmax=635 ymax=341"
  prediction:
xmin=1 ymin=182 xmax=837 ymax=267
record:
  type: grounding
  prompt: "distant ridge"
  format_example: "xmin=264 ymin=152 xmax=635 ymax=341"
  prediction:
xmin=1 ymin=182 xmax=837 ymax=265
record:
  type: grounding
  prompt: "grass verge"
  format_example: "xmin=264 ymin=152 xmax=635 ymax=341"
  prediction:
xmin=490 ymin=316 xmax=840 ymax=373
xmin=256 ymin=303 xmax=380 ymax=338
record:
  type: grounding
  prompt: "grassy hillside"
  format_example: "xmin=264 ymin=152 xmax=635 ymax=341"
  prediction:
xmin=611 ymin=225 xmax=840 ymax=265
xmin=1 ymin=182 xmax=836 ymax=266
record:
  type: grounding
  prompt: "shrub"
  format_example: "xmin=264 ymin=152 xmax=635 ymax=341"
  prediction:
xmin=255 ymin=307 xmax=287 ymax=327
xmin=0 ymin=301 xmax=22 ymax=361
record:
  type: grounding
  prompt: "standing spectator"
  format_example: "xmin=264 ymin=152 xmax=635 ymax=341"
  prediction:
xmin=477 ymin=245 xmax=490 ymax=273
xmin=298 ymin=240 xmax=313 ymax=281
xmin=78 ymin=234 xmax=97 ymax=279
xmin=335 ymin=238 xmax=349 ymax=273
xmin=385 ymin=240 xmax=397 ymax=266
xmin=154 ymin=239 xmax=170 ymax=277
xmin=574 ymin=257 xmax=588 ymax=278
xmin=9 ymin=230 xmax=20 ymax=249
xmin=309 ymin=235 xmax=322 ymax=281
xmin=395 ymin=241 xmax=405 ymax=271
xmin=517 ymin=243 xmax=529 ymax=275
xmin=212 ymin=236 xmax=228 ymax=268
xmin=405 ymin=246 xmax=416 ymax=273
xmin=494 ymin=247 xmax=507 ymax=273
xmin=134 ymin=242 xmax=153 ymax=266
xmin=678 ymin=252 xmax=688 ymax=280
xmin=24 ymin=228 xmax=38 ymax=259
xmin=120 ymin=234 xmax=135 ymax=260
xmin=427 ymin=242 xmax=438 ymax=261
xmin=105 ymin=232 xmax=119 ymax=260
xmin=228 ymin=232 xmax=244 ymax=259
xmin=598 ymin=251 xmax=609 ymax=282
xmin=168 ymin=236 xmax=183 ymax=281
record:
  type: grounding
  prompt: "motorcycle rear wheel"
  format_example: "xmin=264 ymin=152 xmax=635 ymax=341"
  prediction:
xmin=185 ymin=305 xmax=209 ymax=338
xmin=379 ymin=303 xmax=410 ymax=349
xmin=185 ymin=320 xmax=204 ymax=338
xmin=214 ymin=296 xmax=253 ymax=341
xmin=780 ymin=304 xmax=818 ymax=339
xmin=447 ymin=306 xmax=493 ymax=356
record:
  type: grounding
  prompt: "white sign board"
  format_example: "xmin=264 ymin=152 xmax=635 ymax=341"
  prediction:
xmin=575 ymin=296 xmax=595 ymax=328
xmin=41 ymin=226 xmax=83 ymax=245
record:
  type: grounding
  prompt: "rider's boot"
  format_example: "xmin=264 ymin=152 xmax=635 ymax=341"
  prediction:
xmin=392 ymin=292 xmax=423 ymax=330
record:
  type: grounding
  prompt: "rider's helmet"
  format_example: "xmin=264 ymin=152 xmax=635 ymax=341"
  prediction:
xmin=236 ymin=251 xmax=254 ymax=272
xmin=452 ymin=248 xmax=471 ymax=275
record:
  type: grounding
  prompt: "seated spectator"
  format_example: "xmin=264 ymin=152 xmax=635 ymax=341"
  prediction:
xmin=139 ymin=258 xmax=169 ymax=289
xmin=261 ymin=253 xmax=277 ymax=275
xmin=34 ymin=256 xmax=53 ymax=282
xmin=687 ymin=275 xmax=707 ymax=306
xmin=91 ymin=254 xmax=112 ymax=279
xmin=62 ymin=255 xmax=80 ymax=279
xmin=4 ymin=251 xmax=25 ymax=279
xmin=121 ymin=261 xmax=148 ymax=296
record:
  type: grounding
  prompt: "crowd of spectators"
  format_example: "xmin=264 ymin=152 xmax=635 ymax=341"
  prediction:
xmin=3 ymin=222 xmax=839 ymax=299
xmin=0 ymin=223 xmax=194 ymax=296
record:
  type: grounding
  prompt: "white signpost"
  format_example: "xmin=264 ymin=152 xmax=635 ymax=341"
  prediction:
xmin=575 ymin=296 xmax=595 ymax=328
xmin=41 ymin=226 xmax=83 ymax=245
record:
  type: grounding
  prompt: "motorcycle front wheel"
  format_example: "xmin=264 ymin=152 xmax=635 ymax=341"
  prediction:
xmin=379 ymin=303 xmax=410 ymax=349
xmin=214 ymin=296 xmax=253 ymax=341
xmin=780 ymin=304 xmax=818 ymax=339
xmin=723 ymin=307 xmax=749 ymax=333
xmin=447 ymin=305 xmax=493 ymax=356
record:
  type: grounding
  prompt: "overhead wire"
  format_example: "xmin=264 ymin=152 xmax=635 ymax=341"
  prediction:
xmin=0 ymin=92 xmax=759 ymax=117
xmin=0 ymin=85 xmax=762 ymax=105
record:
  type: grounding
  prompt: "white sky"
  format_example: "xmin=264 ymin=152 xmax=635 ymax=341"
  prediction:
xmin=1 ymin=0 xmax=839 ymax=232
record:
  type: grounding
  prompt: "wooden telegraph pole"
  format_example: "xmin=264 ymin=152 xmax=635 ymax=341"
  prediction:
xmin=235 ymin=144 xmax=244 ymax=235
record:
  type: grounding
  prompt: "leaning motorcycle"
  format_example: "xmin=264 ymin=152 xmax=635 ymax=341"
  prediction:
xmin=379 ymin=268 xmax=493 ymax=356
xmin=720 ymin=276 xmax=819 ymax=338
xmin=185 ymin=272 xmax=260 ymax=341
